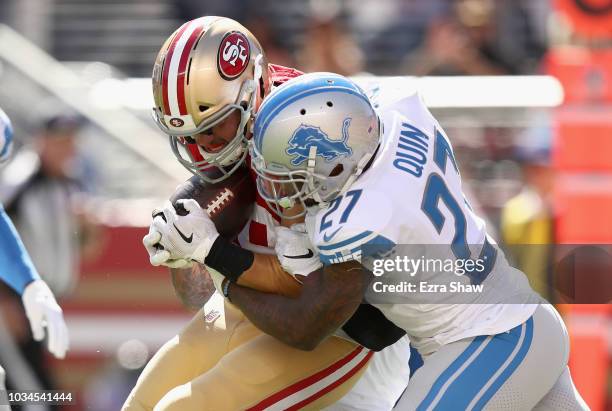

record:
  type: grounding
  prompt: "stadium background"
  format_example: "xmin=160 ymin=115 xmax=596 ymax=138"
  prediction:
xmin=0 ymin=0 xmax=610 ymax=409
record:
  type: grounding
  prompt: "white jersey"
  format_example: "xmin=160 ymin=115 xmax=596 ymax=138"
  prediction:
xmin=236 ymin=149 xmax=410 ymax=409
xmin=307 ymin=89 xmax=540 ymax=356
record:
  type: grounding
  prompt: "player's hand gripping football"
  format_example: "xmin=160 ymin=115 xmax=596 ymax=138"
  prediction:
xmin=143 ymin=199 xmax=219 ymax=267
xmin=274 ymin=224 xmax=322 ymax=277
xmin=21 ymin=280 xmax=69 ymax=359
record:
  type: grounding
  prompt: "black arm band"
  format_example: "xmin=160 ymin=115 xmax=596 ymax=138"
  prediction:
xmin=341 ymin=303 xmax=406 ymax=351
xmin=204 ymin=236 xmax=254 ymax=283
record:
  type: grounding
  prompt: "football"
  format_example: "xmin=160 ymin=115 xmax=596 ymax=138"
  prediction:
xmin=169 ymin=166 xmax=256 ymax=240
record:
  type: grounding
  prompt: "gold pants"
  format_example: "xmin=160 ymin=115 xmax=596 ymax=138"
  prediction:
xmin=122 ymin=293 xmax=371 ymax=410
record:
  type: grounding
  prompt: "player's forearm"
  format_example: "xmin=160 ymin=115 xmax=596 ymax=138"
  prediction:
xmin=236 ymin=253 xmax=302 ymax=298
xmin=204 ymin=237 xmax=302 ymax=297
xmin=228 ymin=284 xmax=319 ymax=349
xmin=170 ymin=264 xmax=215 ymax=311
xmin=170 ymin=253 xmax=301 ymax=310
xmin=228 ymin=263 xmax=368 ymax=350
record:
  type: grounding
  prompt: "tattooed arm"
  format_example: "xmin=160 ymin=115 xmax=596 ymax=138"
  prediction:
xmin=170 ymin=264 xmax=215 ymax=311
xmin=171 ymin=253 xmax=303 ymax=311
xmin=228 ymin=260 xmax=372 ymax=350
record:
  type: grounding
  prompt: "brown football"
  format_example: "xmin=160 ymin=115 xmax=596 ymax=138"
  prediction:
xmin=169 ymin=166 xmax=256 ymax=240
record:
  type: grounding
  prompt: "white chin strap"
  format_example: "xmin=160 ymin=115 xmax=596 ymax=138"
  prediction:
xmin=307 ymin=146 xmax=326 ymax=205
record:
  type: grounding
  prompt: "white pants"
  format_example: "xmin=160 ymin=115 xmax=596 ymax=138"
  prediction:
xmin=395 ymin=304 xmax=588 ymax=410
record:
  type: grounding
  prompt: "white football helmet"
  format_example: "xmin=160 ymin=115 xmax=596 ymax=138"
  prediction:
xmin=250 ymin=72 xmax=381 ymax=218
xmin=0 ymin=108 xmax=14 ymax=166
xmin=152 ymin=16 xmax=268 ymax=183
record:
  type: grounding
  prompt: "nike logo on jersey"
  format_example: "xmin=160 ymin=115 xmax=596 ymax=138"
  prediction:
xmin=323 ymin=227 xmax=342 ymax=242
xmin=173 ymin=224 xmax=193 ymax=243
xmin=283 ymin=249 xmax=314 ymax=259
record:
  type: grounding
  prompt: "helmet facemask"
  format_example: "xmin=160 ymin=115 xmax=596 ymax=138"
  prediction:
xmin=166 ymin=100 xmax=251 ymax=183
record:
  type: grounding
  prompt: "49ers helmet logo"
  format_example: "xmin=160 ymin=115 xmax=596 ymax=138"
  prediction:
xmin=169 ymin=118 xmax=184 ymax=127
xmin=217 ymin=31 xmax=250 ymax=80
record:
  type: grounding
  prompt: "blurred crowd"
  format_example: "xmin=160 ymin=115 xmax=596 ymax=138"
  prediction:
xmin=0 ymin=0 xmax=550 ymax=78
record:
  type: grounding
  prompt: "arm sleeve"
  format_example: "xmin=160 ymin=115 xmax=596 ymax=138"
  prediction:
xmin=0 ymin=205 xmax=40 ymax=294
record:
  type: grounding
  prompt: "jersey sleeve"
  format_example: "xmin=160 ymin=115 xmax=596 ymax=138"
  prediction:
xmin=313 ymin=189 xmax=397 ymax=266
xmin=267 ymin=64 xmax=304 ymax=87
xmin=0 ymin=206 xmax=39 ymax=293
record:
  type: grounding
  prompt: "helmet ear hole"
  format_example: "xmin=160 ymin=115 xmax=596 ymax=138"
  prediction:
xmin=259 ymin=77 xmax=266 ymax=99
xmin=304 ymin=198 xmax=318 ymax=207
xmin=199 ymin=105 xmax=209 ymax=113
xmin=329 ymin=164 xmax=344 ymax=177
xmin=326 ymin=101 xmax=333 ymax=107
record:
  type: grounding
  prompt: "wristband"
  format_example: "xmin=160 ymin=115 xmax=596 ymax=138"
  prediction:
xmin=204 ymin=236 xmax=254 ymax=282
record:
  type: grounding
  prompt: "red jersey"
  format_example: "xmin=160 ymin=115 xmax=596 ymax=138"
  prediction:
xmin=237 ymin=64 xmax=304 ymax=253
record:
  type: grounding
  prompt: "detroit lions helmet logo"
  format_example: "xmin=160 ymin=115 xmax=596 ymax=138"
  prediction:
xmin=286 ymin=118 xmax=353 ymax=166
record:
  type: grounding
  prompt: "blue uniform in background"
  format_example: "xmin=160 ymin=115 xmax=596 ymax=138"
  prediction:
xmin=0 ymin=205 xmax=39 ymax=294
xmin=0 ymin=108 xmax=39 ymax=294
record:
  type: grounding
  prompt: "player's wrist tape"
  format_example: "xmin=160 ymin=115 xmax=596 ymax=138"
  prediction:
xmin=204 ymin=237 xmax=254 ymax=282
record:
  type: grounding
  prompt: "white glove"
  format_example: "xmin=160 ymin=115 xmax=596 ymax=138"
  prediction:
xmin=274 ymin=224 xmax=322 ymax=276
xmin=149 ymin=199 xmax=219 ymax=265
xmin=21 ymin=280 xmax=69 ymax=359
xmin=143 ymin=225 xmax=192 ymax=268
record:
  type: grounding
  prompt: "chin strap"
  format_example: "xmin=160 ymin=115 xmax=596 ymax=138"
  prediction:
xmin=253 ymin=54 xmax=264 ymax=85
xmin=338 ymin=149 xmax=375 ymax=195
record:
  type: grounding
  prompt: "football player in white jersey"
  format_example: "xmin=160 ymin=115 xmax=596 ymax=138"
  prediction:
xmin=251 ymin=73 xmax=589 ymax=410
xmin=155 ymin=72 xmax=588 ymax=410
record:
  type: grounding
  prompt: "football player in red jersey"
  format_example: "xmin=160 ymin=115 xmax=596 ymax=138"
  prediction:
xmin=123 ymin=17 xmax=410 ymax=411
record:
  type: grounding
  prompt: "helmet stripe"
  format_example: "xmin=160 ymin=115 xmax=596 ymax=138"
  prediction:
xmin=162 ymin=20 xmax=201 ymax=116
xmin=176 ymin=24 xmax=205 ymax=115
xmin=162 ymin=21 xmax=190 ymax=115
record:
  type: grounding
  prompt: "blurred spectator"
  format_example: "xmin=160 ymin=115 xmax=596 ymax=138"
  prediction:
xmin=297 ymin=15 xmax=364 ymax=76
xmin=403 ymin=0 xmax=512 ymax=75
xmin=174 ymin=0 xmax=245 ymax=22
xmin=494 ymin=0 xmax=549 ymax=74
xmin=1 ymin=113 xmax=99 ymax=297
xmin=500 ymin=126 xmax=555 ymax=301
xmin=0 ymin=112 xmax=99 ymax=409
xmin=246 ymin=17 xmax=296 ymax=69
